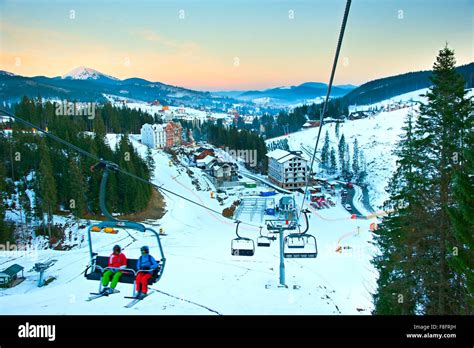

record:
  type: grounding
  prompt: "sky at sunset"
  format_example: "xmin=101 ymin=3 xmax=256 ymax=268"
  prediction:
xmin=0 ymin=0 xmax=472 ymax=91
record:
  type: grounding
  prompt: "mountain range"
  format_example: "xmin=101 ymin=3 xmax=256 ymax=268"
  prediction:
xmin=0 ymin=67 xmax=357 ymax=107
xmin=1 ymin=63 xmax=473 ymax=110
xmin=0 ymin=67 xmax=218 ymax=108
xmin=341 ymin=63 xmax=474 ymax=106
xmin=214 ymin=82 xmax=357 ymax=104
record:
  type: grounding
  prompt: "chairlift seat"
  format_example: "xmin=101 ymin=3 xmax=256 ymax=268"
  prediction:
xmin=284 ymin=251 xmax=318 ymax=258
xmin=232 ymin=248 xmax=255 ymax=256
xmin=85 ymin=256 xmax=161 ymax=284
xmin=257 ymin=237 xmax=271 ymax=247
xmin=284 ymin=234 xmax=318 ymax=259
xmin=286 ymin=236 xmax=306 ymax=249
xmin=231 ymin=238 xmax=255 ymax=256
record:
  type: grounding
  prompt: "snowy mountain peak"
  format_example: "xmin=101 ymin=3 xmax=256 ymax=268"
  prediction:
xmin=61 ymin=66 xmax=119 ymax=81
xmin=0 ymin=70 xmax=16 ymax=77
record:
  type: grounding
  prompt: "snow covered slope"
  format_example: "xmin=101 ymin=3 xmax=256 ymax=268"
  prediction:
xmin=104 ymin=97 xmax=229 ymax=123
xmin=0 ymin=136 xmax=379 ymax=315
xmin=268 ymin=108 xmax=411 ymax=209
xmin=267 ymin=88 xmax=474 ymax=209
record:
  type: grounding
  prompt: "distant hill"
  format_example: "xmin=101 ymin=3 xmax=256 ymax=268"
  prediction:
xmin=215 ymin=82 xmax=357 ymax=104
xmin=341 ymin=63 xmax=474 ymax=106
xmin=0 ymin=67 xmax=238 ymax=109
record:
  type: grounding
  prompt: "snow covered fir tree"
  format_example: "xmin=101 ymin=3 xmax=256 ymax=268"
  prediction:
xmin=372 ymin=46 xmax=474 ymax=315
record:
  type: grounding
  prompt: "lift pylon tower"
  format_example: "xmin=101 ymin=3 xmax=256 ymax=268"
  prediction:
xmin=265 ymin=195 xmax=299 ymax=287
xmin=266 ymin=218 xmax=298 ymax=287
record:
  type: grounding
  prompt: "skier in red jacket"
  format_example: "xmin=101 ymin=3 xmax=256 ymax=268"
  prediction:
xmin=101 ymin=245 xmax=127 ymax=294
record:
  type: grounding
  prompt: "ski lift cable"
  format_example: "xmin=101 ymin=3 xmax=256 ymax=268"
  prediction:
xmin=298 ymin=0 xmax=352 ymax=221
xmin=0 ymin=109 xmax=262 ymax=228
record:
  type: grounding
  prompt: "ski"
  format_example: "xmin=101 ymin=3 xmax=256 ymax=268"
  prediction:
xmin=124 ymin=291 xmax=154 ymax=308
xmin=86 ymin=289 xmax=120 ymax=301
xmin=87 ymin=293 xmax=108 ymax=301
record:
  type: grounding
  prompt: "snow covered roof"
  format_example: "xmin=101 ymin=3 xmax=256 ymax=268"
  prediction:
xmin=141 ymin=123 xmax=165 ymax=132
xmin=196 ymin=156 xmax=216 ymax=165
xmin=212 ymin=161 xmax=236 ymax=169
xmin=278 ymin=154 xmax=296 ymax=163
xmin=151 ymin=124 xmax=166 ymax=131
xmin=2 ymin=264 xmax=23 ymax=276
xmin=266 ymin=149 xmax=291 ymax=160
xmin=266 ymin=149 xmax=304 ymax=163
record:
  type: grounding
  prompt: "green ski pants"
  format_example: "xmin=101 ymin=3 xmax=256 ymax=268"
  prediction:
xmin=102 ymin=270 xmax=122 ymax=288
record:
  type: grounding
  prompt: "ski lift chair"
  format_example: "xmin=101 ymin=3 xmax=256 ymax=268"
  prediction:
xmin=231 ymin=221 xmax=255 ymax=256
xmin=256 ymin=226 xmax=275 ymax=247
xmin=84 ymin=161 xmax=166 ymax=297
xmin=84 ymin=222 xmax=166 ymax=297
xmin=283 ymin=209 xmax=318 ymax=258
xmin=284 ymin=233 xmax=318 ymax=258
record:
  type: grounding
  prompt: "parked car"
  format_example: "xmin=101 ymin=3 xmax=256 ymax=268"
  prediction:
xmin=346 ymin=182 xmax=354 ymax=189
xmin=345 ymin=204 xmax=352 ymax=211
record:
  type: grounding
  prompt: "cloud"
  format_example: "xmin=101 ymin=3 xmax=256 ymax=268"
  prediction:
xmin=132 ymin=28 xmax=200 ymax=54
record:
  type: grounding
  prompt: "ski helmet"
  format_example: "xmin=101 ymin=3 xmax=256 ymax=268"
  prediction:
xmin=140 ymin=245 xmax=149 ymax=253
xmin=113 ymin=245 xmax=121 ymax=253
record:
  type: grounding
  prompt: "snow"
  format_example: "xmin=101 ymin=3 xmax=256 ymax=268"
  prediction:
xmin=267 ymin=89 xmax=436 ymax=209
xmin=267 ymin=108 xmax=412 ymax=209
xmin=0 ymin=70 xmax=16 ymax=76
xmin=0 ymin=135 xmax=379 ymax=315
xmin=105 ymin=99 xmax=229 ymax=123
xmin=279 ymin=88 xmax=474 ymax=209
xmin=266 ymin=148 xmax=291 ymax=160
xmin=349 ymin=88 xmax=430 ymax=113
xmin=62 ymin=67 xmax=119 ymax=81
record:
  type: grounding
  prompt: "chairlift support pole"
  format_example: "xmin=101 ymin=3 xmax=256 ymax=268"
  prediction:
xmin=278 ymin=227 xmax=285 ymax=287
xmin=267 ymin=217 xmax=297 ymax=288
xmin=33 ymin=259 xmax=57 ymax=287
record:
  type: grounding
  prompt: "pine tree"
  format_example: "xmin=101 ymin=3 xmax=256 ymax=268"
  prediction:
xmin=320 ymin=130 xmax=330 ymax=171
xmin=146 ymin=148 xmax=155 ymax=174
xmin=414 ymin=45 xmax=472 ymax=314
xmin=447 ymin=102 xmax=474 ymax=314
xmin=352 ymin=138 xmax=360 ymax=180
xmin=18 ymin=181 xmax=33 ymax=234
xmin=68 ymin=158 xmax=87 ymax=219
xmin=335 ymin=121 xmax=340 ymax=138
xmin=373 ymin=46 xmax=473 ymax=315
xmin=37 ymin=141 xmax=57 ymax=237
xmin=0 ymin=161 xmax=12 ymax=243
xmin=358 ymin=150 xmax=368 ymax=184
xmin=372 ymin=111 xmax=425 ymax=314
xmin=329 ymin=147 xmax=337 ymax=175
xmin=343 ymin=143 xmax=351 ymax=180
xmin=338 ymin=134 xmax=346 ymax=172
